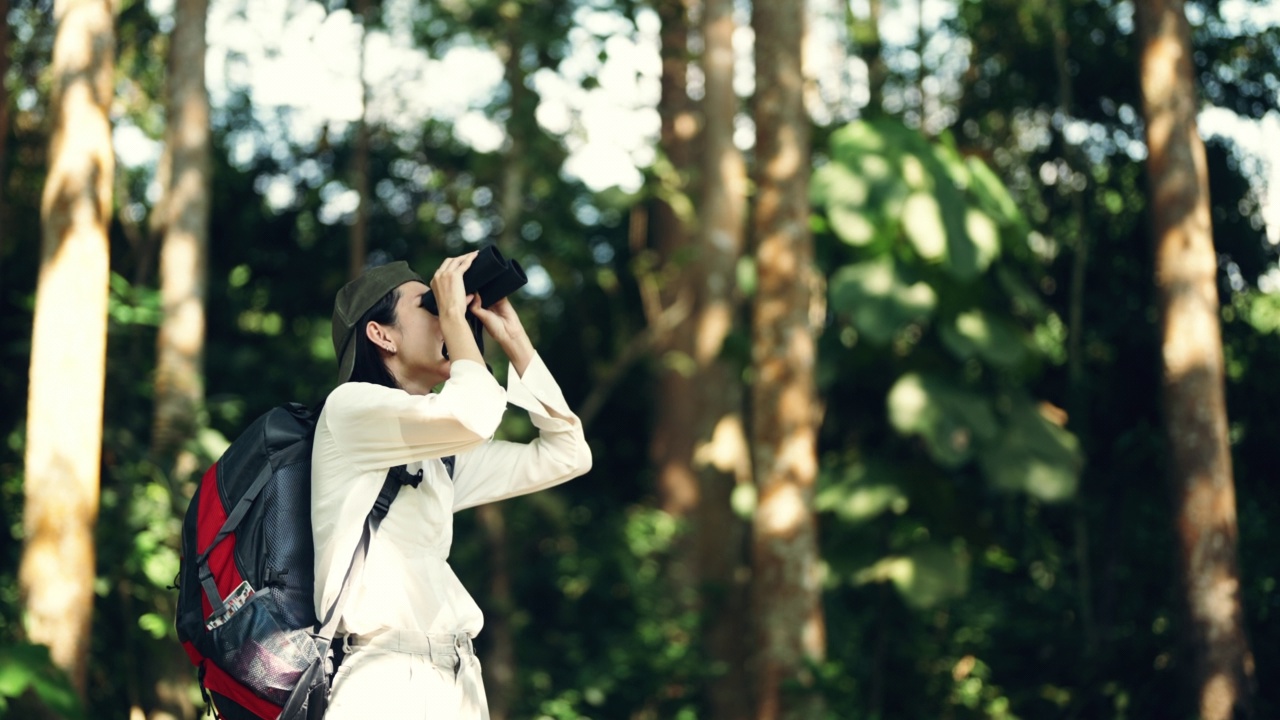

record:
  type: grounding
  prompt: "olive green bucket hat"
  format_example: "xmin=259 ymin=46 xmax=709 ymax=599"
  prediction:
xmin=331 ymin=261 xmax=424 ymax=383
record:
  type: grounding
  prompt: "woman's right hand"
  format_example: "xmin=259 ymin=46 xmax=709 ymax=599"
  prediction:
xmin=430 ymin=251 xmax=478 ymax=318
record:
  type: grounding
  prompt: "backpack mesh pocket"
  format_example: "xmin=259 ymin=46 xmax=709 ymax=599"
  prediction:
xmin=207 ymin=591 xmax=320 ymax=705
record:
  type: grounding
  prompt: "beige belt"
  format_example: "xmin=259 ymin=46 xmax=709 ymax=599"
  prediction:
xmin=344 ymin=630 xmax=475 ymax=657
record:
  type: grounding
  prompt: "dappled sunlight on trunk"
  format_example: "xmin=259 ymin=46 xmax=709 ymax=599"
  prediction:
xmin=20 ymin=0 xmax=114 ymax=697
xmin=1138 ymin=0 xmax=1256 ymax=717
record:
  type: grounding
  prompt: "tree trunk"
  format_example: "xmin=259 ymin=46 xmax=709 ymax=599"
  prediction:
xmin=350 ymin=0 xmax=372 ymax=280
xmin=0 ymin=0 xmax=11 ymax=286
xmin=497 ymin=18 xmax=528 ymax=255
xmin=750 ymin=0 xmax=825 ymax=718
xmin=1135 ymin=1 xmax=1256 ymax=718
xmin=1049 ymin=0 xmax=1098 ymax=658
xmin=0 ymin=0 xmax=10 ymax=235
xmin=19 ymin=0 xmax=115 ymax=697
xmin=475 ymin=504 xmax=516 ymax=720
xmin=651 ymin=0 xmax=698 ymax=529
xmin=153 ymin=0 xmax=210 ymax=470
xmin=650 ymin=0 xmax=700 ymax=645
xmin=847 ymin=0 xmax=886 ymax=116
xmin=695 ymin=0 xmax=753 ymax=716
xmin=915 ymin=0 xmax=926 ymax=128
xmin=475 ymin=23 xmax=537 ymax=718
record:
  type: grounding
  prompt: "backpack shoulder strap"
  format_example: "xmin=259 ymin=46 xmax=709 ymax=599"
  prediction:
xmin=315 ymin=462 xmax=420 ymax=641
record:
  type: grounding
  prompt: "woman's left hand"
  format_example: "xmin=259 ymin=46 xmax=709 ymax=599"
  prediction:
xmin=470 ymin=297 xmax=535 ymax=372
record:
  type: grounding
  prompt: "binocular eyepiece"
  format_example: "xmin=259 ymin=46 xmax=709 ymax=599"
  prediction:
xmin=420 ymin=245 xmax=528 ymax=315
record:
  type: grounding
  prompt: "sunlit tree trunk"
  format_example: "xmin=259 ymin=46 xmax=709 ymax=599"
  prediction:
xmin=648 ymin=1 xmax=705 ymax=708
xmin=1136 ymin=1 xmax=1256 ymax=718
xmin=477 ymin=21 xmax=533 ymax=719
xmin=750 ymin=0 xmax=825 ymax=717
xmin=147 ymin=2 xmax=209 ymax=712
xmin=650 ymin=0 xmax=697 ymax=551
xmin=149 ymin=3 xmax=209 ymax=715
xmin=153 ymin=0 xmax=210 ymax=471
xmin=695 ymin=0 xmax=753 ymax=716
xmin=19 ymin=0 xmax=114 ymax=697
xmin=847 ymin=0 xmax=885 ymax=116
xmin=350 ymin=0 xmax=372 ymax=279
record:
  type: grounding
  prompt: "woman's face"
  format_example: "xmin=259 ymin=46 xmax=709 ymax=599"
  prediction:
xmin=382 ymin=281 xmax=451 ymax=392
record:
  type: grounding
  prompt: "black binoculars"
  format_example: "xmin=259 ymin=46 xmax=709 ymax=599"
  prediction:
xmin=420 ymin=245 xmax=528 ymax=315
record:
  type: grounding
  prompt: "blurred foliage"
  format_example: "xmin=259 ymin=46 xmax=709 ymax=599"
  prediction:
xmin=0 ymin=0 xmax=1278 ymax=718
xmin=0 ymin=643 xmax=85 ymax=720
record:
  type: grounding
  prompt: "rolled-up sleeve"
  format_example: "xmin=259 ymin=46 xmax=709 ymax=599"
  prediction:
xmin=451 ymin=353 xmax=592 ymax=511
xmin=326 ymin=359 xmax=508 ymax=472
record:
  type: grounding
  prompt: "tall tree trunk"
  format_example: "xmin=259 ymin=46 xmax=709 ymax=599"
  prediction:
xmin=847 ymin=0 xmax=885 ymax=116
xmin=475 ymin=503 xmax=515 ymax=720
xmin=497 ymin=16 xmax=528 ymax=255
xmin=750 ymin=0 xmax=825 ymax=718
xmin=350 ymin=0 xmax=372 ymax=280
xmin=695 ymin=0 xmax=753 ymax=717
xmin=651 ymin=0 xmax=697 ymax=538
xmin=915 ymin=0 xmax=926 ymax=128
xmin=153 ymin=0 xmax=210 ymax=471
xmin=147 ymin=3 xmax=208 ymax=712
xmin=476 ymin=22 xmax=532 ymax=720
xmin=1049 ymin=0 xmax=1098 ymax=657
xmin=0 ymin=0 xmax=11 ymax=285
xmin=1135 ymin=1 xmax=1256 ymax=718
xmin=649 ymin=0 xmax=703 ymax=706
xmin=19 ymin=0 xmax=115 ymax=697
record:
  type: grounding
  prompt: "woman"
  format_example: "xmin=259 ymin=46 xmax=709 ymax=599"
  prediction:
xmin=311 ymin=253 xmax=592 ymax=719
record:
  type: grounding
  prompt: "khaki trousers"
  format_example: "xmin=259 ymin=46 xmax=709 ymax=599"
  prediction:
xmin=326 ymin=632 xmax=490 ymax=720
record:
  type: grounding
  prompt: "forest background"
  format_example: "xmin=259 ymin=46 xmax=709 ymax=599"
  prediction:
xmin=0 ymin=0 xmax=1277 ymax=718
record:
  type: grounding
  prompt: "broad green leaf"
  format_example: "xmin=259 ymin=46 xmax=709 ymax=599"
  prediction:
xmin=1244 ymin=291 xmax=1280 ymax=334
xmin=0 ymin=653 xmax=36 ymax=697
xmin=829 ymin=256 xmax=937 ymax=344
xmin=0 ymin=644 xmax=84 ymax=720
xmin=996 ymin=265 xmax=1050 ymax=318
xmin=902 ymin=192 xmax=948 ymax=261
xmin=887 ymin=373 xmax=998 ymax=467
xmin=978 ymin=398 xmax=1082 ymax=502
xmin=812 ymin=163 xmax=882 ymax=247
xmin=965 ymin=208 xmax=1002 ymax=271
xmin=966 ymin=156 xmax=1025 ymax=226
xmin=854 ymin=543 xmax=970 ymax=608
xmin=939 ymin=309 xmax=1028 ymax=369
xmin=816 ymin=461 xmax=909 ymax=523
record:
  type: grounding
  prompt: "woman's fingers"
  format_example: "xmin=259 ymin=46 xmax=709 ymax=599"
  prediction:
xmin=433 ymin=251 xmax=479 ymax=281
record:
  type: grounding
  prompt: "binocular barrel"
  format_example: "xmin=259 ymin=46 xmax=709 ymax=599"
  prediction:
xmin=420 ymin=245 xmax=528 ymax=314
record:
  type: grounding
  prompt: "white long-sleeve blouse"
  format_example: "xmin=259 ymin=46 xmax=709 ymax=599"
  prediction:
xmin=310 ymin=355 xmax=592 ymax=637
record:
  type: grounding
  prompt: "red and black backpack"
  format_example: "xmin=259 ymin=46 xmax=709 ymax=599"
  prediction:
xmin=175 ymin=403 xmax=429 ymax=720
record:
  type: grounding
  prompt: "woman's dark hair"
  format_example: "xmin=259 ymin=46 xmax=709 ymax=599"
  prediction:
xmin=348 ymin=288 xmax=401 ymax=388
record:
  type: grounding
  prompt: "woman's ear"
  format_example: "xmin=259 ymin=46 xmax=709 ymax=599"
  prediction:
xmin=365 ymin=321 xmax=397 ymax=354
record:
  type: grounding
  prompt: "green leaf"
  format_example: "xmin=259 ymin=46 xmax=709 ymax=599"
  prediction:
xmin=887 ymin=373 xmax=998 ymax=467
xmin=138 ymin=612 xmax=170 ymax=640
xmin=939 ymin=309 xmax=1029 ymax=369
xmin=965 ymin=208 xmax=1002 ymax=272
xmin=902 ymin=191 xmax=948 ymax=261
xmin=978 ymin=398 xmax=1082 ymax=502
xmin=966 ymin=156 xmax=1025 ymax=226
xmin=813 ymin=157 xmax=877 ymax=247
xmin=0 ymin=643 xmax=85 ymax=720
xmin=854 ymin=543 xmax=970 ymax=609
xmin=829 ymin=256 xmax=937 ymax=344
xmin=816 ymin=461 xmax=909 ymax=523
